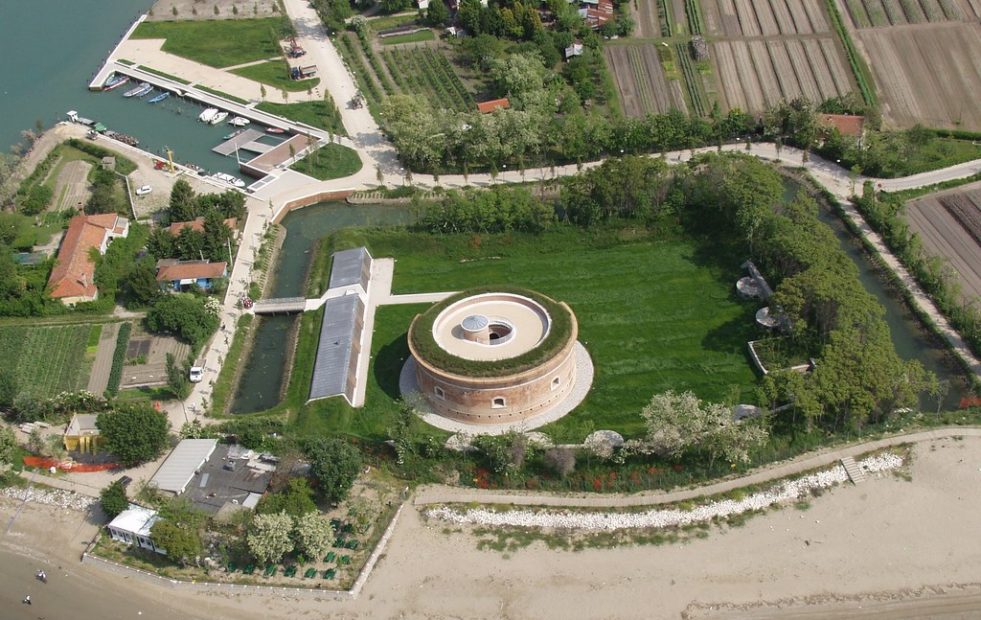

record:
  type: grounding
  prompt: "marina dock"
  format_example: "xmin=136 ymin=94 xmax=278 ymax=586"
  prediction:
xmin=212 ymin=129 xmax=271 ymax=156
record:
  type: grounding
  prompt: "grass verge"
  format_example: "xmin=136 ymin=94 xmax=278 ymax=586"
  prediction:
xmin=136 ymin=65 xmax=191 ymax=85
xmin=211 ymin=314 xmax=255 ymax=416
xmin=232 ymin=60 xmax=320 ymax=93
xmin=379 ymin=30 xmax=435 ymax=45
xmin=195 ymin=85 xmax=249 ymax=105
xmin=256 ymin=99 xmax=346 ymax=135
xmin=290 ymin=144 xmax=362 ymax=180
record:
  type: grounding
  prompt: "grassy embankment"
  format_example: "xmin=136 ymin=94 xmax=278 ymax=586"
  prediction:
xmin=288 ymin=226 xmax=759 ymax=442
xmin=131 ymin=17 xmax=291 ymax=68
xmin=290 ymin=144 xmax=362 ymax=180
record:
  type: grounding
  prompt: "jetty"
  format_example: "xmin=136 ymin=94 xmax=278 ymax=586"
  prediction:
xmin=212 ymin=129 xmax=272 ymax=156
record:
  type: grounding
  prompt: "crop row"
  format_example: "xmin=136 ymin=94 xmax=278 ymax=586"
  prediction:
xmin=356 ymin=30 xmax=396 ymax=95
xmin=382 ymin=49 xmax=472 ymax=112
xmin=627 ymin=46 xmax=657 ymax=114
xmin=685 ymin=0 xmax=704 ymax=35
xmin=825 ymin=0 xmax=877 ymax=106
xmin=848 ymin=0 xmax=961 ymax=27
xmin=656 ymin=0 xmax=673 ymax=36
xmin=106 ymin=322 xmax=132 ymax=397
xmin=336 ymin=33 xmax=384 ymax=106
xmin=8 ymin=325 xmax=90 ymax=399
xmin=675 ymin=43 xmax=707 ymax=116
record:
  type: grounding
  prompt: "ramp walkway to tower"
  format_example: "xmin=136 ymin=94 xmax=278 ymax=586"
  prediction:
xmin=252 ymin=297 xmax=306 ymax=314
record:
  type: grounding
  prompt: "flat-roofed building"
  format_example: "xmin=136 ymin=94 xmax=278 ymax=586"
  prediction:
xmin=150 ymin=439 xmax=218 ymax=496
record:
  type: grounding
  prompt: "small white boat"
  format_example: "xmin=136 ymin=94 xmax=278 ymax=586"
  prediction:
xmin=198 ymin=107 xmax=219 ymax=123
xmin=211 ymin=172 xmax=246 ymax=188
xmin=210 ymin=111 xmax=229 ymax=125
xmin=229 ymin=117 xmax=251 ymax=127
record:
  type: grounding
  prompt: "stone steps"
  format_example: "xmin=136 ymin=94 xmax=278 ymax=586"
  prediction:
xmin=841 ymin=456 xmax=866 ymax=484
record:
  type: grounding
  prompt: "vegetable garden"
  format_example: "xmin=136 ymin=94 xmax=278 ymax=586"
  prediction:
xmin=0 ymin=324 xmax=98 ymax=399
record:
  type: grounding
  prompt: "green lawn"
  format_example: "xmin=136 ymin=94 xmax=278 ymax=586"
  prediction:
xmin=132 ymin=18 xmax=289 ymax=68
xmin=379 ymin=30 xmax=435 ymax=45
xmin=290 ymin=144 xmax=363 ymax=180
xmin=291 ymin=226 xmax=761 ymax=442
xmin=0 ymin=324 xmax=98 ymax=400
xmin=256 ymin=99 xmax=346 ymax=135
xmin=232 ymin=60 xmax=320 ymax=92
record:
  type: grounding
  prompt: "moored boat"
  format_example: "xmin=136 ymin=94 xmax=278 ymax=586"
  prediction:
xmin=229 ymin=117 xmax=250 ymax=127
xmin=123 ymin=82 xmax=152 ymax=98
xmin=103 ymin=74 xmax=130 ymax=91
xmin=104 ymin=130 xmax=139 ymax=147
xmin=210 ymin=111 xmax=229 ymax=125
xmin=66 ymin=110 xmax=96 ymax=126
xmin=199 ymin=108 xmax=219 ymax=123
xmin=223 ymin=129 xmax=245 ymax=140
xmin=211 ymin=172 xmax=246 ymax=188
xmin=147 ymin=92 xmax=170 ymax=104
xmin=265 ymin=127 xmax=286 ymax=134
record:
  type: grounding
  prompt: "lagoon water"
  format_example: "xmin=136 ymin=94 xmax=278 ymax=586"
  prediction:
xmin=1 ymin=0 xmax=253 ymax=175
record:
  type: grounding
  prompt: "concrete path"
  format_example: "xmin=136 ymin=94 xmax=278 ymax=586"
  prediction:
xmin=86 ymin=322 xmax=121 ymax=396
xmin=413 ymin=426 xmax=981 ymax=508
xmin=18 ymin=471 xmax=103 ymax=499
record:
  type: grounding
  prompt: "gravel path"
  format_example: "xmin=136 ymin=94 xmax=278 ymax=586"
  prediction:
xmin=86 ymin=322 xmax=121 ymax=395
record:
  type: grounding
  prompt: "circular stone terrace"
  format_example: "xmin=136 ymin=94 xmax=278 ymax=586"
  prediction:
xmin=431 ymin=293 xmax=551 ymax=361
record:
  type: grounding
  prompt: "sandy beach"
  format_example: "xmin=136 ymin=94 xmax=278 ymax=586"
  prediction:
xmin=2 ymin=435 xmax=980 ymax=619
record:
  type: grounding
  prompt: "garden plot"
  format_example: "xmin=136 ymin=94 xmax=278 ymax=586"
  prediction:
xmin=711 ymin=37 xmax=854 ymax=114
xmin=841 ymin=0 xmax=980 ymax=28
xmin=854 ymin=22 xmax=981 ymax=130
xmin=701 ymin=0 xmax=831 ymax=37
xmin=0 ymin=324 xmax=97 ymax=399
xmin=905 ymin=183 xmax=981 ymax=304
xmin=604 ymin=44 xmax=688 ymax=117
xmin=380 ymin=48 xmax=474 ymax=113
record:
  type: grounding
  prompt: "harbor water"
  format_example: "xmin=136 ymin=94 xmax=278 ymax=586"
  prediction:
xmin=0 ymin=0 xmax=265 ymax=176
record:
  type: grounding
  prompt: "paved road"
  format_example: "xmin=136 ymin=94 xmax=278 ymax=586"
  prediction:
xmin=414 ymin=426 xmax=981 ymax=508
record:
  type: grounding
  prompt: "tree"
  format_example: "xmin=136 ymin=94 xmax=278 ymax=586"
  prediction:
xmin=306 ymin=438 xmax=362 ymax=503
xmin=257 ymin=478 xmax=317 ymax=517
xmin=168 ymin=179 xmax=197 ymax=222
xmin=0 ymin=425 xmax=16 ymax=465
xmin=100 ymin=479 xmax=129 ymax=519
xmin=151 ymin=519 xmax=202 ymax=565
xmin=247 ymin=512 xmax=295 ymax=564
xmin=544 ymin=447 xmax=576 ymax=478
xmin=125 ymin=261 xmax=161 ymax=306
xmin=145 ymin=294 xmax=220 ymax=348
xmin=96 ymin=404 xmax=170 ymax=467
xmin=426 ymin=0 xmax=450 ymax=26
xmin=293 ymin=512 xmax=334 ymax=560
xmin=165 ymin=353 xmax=190 ymax=399
xmin=640 ymin=391 xmax=767 ymax=466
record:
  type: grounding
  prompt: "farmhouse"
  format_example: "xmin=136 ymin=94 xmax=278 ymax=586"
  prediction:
xmin=107 ymin=504 xmax=164 ymax=554
xmin=477 ymin=98 xmax=510 ymax=114
xmin=818 ymin=113 xmax=866 ymax=141
xmin=167 ymin=216 xmax=239 ymax=238
xmin=47 ymin=213 xmax=129 ymax=304
xmin=155 ymin=259 xmax=228 ymax=292
xmin=407 ymin=289 xmax=585 ymax=426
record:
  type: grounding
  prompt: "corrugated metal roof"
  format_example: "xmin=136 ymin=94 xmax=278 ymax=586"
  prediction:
xmin=150 ymin=439 xmax=218 ymax=494
xmin=108 ymin=504 xmax=159 ymax=537
xmin=309 ymin=294 xmax=364 ymax=402
xmin=328 ymin=247 xmax=372 ymax=291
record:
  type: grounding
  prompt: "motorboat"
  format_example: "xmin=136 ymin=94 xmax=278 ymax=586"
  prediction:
xmin=198 ymin=107 xmax=219 ymax=123
xmin=123 ymin=82 xmax=152 ymax=98
xmin=223 ymin=129 xmax=245 ymax=140
xmin=229 ymin=116 xmax=251 ymax=127
xmin=103 ymin=74 xmax=130 ymax=91
xmin=265 ymin=127 xmax=286 ymax=134
xmin=210 ymin=111 xmax=229 ymax=125
xmin=211 ymin=172 xmax=246 ymax=188
xmin=147 ymin=92 xmax=170 ymax=104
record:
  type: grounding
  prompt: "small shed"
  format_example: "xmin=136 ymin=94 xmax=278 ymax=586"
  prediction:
xmin=477 ymin=98 xmax=510 ymax=114
xmin=63 ymin=413 xmax=101 ymax=453
xmin=565 ymin=41 xmax=584 ymax=60
xmin=101 ymin=156 xmax=115 ymax=171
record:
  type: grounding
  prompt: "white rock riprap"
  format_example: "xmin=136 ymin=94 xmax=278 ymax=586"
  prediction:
xmin=427 ymin=453 xmax=903 ymax=531
xmin=2 ymin=486 xmax=96 ymax=511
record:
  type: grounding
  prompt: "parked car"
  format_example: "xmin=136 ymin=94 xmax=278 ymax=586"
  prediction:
xmin=189 ymin=366 xmax=204 ymax=383
xmin=135 ymin=185 xmax=152 ymax=196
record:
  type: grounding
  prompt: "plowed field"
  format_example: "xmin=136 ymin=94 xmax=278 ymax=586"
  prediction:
xmin=604 ymin=44 xmax=689 ymax=117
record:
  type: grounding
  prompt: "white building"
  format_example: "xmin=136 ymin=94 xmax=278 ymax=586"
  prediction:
xmin=150 ymin=438 xmax=218 ymax=495
xmin=107 ymin=504 xmax=164 ymax=554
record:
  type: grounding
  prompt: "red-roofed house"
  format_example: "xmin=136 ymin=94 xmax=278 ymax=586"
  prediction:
xmin=167 ymin=217 xmax=239 ymax=238
xmin=818 ymin=114 xmax=866 ymax=141
xmin=156 ymin=260 xmax=228 ymax=292
xmin=48 ymin=214 xmax=130 ymax=305
xmin=477 ymin=98 xmax=510 ymax=114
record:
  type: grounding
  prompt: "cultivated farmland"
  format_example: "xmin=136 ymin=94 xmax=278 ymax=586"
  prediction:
xmin=841 ymin=0 xmax=981 ymax=27
xmin=698 ymin=0 xmax=857 ymax=114
xmin=905 ymin=182 xmax=981 ymax=303
xmin=604 ymin=44 xmax=689 ymax=117
xmin=0 ymin=324 xmax=98 ymax=399
xmin=836 ymin=0 xmax=981 ymax=131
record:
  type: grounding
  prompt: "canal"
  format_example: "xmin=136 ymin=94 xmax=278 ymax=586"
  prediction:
xmin=229 ymin=203 xmax=412 ymax=413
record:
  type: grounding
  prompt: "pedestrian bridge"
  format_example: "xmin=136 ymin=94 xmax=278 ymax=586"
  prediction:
xmin=252 ymin=297 xmax=307 ymax=314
